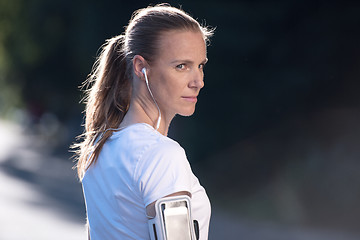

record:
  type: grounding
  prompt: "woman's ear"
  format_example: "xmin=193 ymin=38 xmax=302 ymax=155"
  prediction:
xmin=133 ymin=55 xmax=148 ymax=80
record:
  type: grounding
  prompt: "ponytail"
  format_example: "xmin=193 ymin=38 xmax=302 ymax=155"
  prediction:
xmin=73 ymin=35 xmax=131 ymax=180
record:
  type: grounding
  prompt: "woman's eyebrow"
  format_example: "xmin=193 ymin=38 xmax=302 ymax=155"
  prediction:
xmin=170 ymin=59 xmax=193 ymax=64
xmin=170 ymin=58 xmax=208 ymax=64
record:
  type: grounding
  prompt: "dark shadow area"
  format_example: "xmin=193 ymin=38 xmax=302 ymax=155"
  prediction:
xmin=201 ymin=107 xmax=360 ymax=235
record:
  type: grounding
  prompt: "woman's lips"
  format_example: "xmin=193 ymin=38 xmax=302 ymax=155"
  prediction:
xmin=182 ymin=96 xmax=198 ymax=103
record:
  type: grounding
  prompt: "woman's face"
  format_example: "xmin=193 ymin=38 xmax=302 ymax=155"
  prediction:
xmin=148 ymin=30 xmax=207 ymax=118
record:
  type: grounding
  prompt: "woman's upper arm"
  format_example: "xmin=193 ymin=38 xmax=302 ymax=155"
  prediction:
xmin=136 ymin=142 xmax=193 ymax=214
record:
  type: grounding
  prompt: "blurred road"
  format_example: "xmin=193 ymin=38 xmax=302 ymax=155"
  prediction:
xmin=1 ymin=119 xmax=360 ymax=240
xmin=0 ymin=120 xmax=86 ymax=240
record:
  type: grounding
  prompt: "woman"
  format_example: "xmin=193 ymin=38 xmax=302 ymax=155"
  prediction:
xmin=74 ymin=4 xmax=214 ymax=240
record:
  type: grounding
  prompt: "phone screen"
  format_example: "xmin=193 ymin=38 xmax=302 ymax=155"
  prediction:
xmin=163 ymin=206 xmax=192 ymax=240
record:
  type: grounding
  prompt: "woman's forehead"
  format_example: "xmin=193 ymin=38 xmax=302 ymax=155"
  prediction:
xmin=155 ymin=30 xmax=207 ymax=61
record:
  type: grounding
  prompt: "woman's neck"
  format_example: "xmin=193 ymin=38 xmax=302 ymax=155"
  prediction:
xmin=120 ymin=99 xmax=173 ymax=136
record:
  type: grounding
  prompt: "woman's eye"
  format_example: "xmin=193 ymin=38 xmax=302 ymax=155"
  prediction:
xmin=176 ymin=64 xmax=186 ymax=70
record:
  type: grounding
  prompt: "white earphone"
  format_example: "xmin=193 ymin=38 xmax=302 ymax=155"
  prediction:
xmin=142 ymin=68 xmax=161 ymax=130
xmin=142 ymin=68 xmax=148 ymax=83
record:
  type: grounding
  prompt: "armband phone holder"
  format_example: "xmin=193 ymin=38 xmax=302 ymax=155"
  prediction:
xmin=148 ymin=195 xmax=199 ymax=240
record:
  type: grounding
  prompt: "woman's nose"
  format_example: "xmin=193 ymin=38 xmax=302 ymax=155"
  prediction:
xmin=189 ymin=69 xmax=204 ymax=89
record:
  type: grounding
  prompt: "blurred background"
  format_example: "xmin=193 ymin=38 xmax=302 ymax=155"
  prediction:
xmin=1 ymin=0 xmax=360 ymax=239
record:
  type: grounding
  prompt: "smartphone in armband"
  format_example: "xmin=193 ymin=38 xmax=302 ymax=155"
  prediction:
xmin=148 ymin=195 xmax=199 ymax=240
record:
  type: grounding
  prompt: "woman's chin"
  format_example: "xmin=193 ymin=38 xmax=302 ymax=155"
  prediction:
xmin=178 ymin=108 xmax=196 ymax=117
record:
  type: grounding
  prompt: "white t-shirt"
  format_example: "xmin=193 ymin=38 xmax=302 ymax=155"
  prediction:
xmin=82 ymin=123 xmax=211 ymax=240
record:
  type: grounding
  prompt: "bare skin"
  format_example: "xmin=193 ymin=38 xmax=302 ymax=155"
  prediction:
xmin=121 ymin=30 xmax=207 ymax=135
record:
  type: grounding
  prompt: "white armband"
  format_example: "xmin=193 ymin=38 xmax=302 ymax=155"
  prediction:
xmin=148 ymin=195 xmax=199 ymax=240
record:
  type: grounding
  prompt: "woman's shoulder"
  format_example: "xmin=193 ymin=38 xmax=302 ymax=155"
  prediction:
xmin=110 ymin=122 xmax=183 ymax=153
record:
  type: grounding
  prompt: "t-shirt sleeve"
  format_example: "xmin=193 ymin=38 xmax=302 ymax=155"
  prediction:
xmin=134 ymin=140 xmax=193 ymax=207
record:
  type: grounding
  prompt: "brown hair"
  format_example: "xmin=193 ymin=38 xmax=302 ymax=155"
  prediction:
xmin=73 ymin=4 xmax=214 ymax=180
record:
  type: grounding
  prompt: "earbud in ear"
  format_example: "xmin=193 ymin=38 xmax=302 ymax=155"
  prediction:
xmin=142 ymin=68 xmax=148 ymax=84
